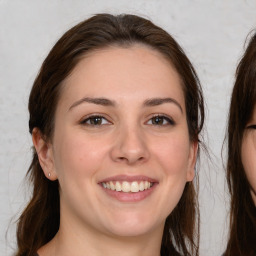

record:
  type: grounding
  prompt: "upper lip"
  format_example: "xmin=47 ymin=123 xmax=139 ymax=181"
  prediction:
xmin=98 ymin=175 xmax=158 ymax=183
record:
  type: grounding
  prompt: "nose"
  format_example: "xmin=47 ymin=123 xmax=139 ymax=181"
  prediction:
xmin=110 ymin=125 xmax=150 ymax=165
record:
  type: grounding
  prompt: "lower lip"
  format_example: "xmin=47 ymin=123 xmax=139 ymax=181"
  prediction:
xmin=100 ymin=184 xmax=157 ymax=202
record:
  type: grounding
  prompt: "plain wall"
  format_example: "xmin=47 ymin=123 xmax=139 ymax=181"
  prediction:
xmin=1 ymin=1 xmax=256 ymax=255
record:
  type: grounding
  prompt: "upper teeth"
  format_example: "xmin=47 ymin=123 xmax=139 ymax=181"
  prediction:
xmin=102 ymin=181 xmax=153 ymax=192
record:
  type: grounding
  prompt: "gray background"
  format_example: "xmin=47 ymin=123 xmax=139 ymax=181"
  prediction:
xmin=1 ymin=1 xmax=256 ymax=255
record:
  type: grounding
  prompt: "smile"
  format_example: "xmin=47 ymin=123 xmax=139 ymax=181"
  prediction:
xmin=99 ymin=175 xmax=158 ymax=202
xmin=101 ymin=181 xmax=153 ymax=193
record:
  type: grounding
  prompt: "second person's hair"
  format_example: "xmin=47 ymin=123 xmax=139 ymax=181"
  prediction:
xmin=225 ymin=32 xmax=256 ymax=256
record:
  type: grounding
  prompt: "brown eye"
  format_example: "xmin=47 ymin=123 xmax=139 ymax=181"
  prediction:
xmin=246 ymin=124 xmax=256 ymax=129
xmin=147 ymin=115 xmax=175 ymax=126
xmin=152 ymin=116 xmax=164 ymax=125
xmin=81 ymin=116 xmax=109 ymax=126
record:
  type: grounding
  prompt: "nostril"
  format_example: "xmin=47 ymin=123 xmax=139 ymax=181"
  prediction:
xmin=116 ymin=156 xmax=145 ymax=164
xmin=111 ymin=141 xmax=149 ymax=164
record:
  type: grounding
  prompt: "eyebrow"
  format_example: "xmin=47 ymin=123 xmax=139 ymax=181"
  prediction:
xmin=143 ymin=98 xmax=183 ymax=113
xmin=69 ymin=97 xmax=183 ymax=113
xmin=69 ymin=97 xmax=115 ymax=110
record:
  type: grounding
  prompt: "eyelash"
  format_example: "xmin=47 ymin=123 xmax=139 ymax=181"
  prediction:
xmin=246 ymin=124 xmax=256 ymax=129
xmin=80 ymin=115 xmax=111 ymax=126
xmin=146 ymin=114 xmax=175 ymax=126
xmin=80 ymin=114 xmax=175 ymax=127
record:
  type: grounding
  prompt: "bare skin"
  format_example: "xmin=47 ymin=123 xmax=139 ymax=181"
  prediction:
xmin=242 ymin=106 xmax=256 ymax=205
xmin=34 ymin=45 xmax=197 ymax=256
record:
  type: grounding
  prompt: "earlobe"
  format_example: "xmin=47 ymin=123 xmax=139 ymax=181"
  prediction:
xmin=186 ymin=141 xmax=198 ymax=181
xmin=32 ymin=128 xmax=58 ymax=181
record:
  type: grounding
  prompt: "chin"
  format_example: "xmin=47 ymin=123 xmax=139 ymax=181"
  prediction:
xmin=102 ymin=214 xmax=163 ymax=238
xmin=107 ymin=225 xmax=154 ymax=237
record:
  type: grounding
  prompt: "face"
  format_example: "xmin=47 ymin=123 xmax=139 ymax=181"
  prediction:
xmin=241 ymin=106 xmax=256 ymax=205
xmin=35 ymin=45 xmax=197 ymax=239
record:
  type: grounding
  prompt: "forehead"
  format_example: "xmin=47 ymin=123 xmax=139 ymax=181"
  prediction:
xmin=60 ymin=45 xmax=185 ymax=108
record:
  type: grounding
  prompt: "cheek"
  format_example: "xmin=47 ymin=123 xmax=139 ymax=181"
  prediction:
xmin=152 ymin=134 xmax=191 ymax=176
xmin=53 ymin=130 xmax=109 ymax=182
xmin=150 ymin=135 xmax=191 ymax=215
xmin=242 ymin=138 xmax=256 ymax=189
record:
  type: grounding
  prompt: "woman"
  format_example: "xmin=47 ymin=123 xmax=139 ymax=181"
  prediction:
xmin=224 ymin=33 xmax=256 ymax=255
xmin=16 ymin=14 xmax=205 ymax=256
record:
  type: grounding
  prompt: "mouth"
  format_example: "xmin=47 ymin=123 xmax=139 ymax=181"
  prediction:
xmin=101 ymin=180 xmax=154 ymax=193
xmin=98 ymin=175 xmax=158 ymax=202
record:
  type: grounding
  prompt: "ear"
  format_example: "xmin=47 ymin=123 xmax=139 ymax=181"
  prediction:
xmin=32 ymin=128 xmax=58 ymax=181
xmin=186 ymin=140 xmax=198 ymax=182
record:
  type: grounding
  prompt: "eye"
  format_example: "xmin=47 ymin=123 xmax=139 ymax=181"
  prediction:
xmin=80 ymin=115 xmax=110 ymax=126
xmin=147 ymin=115 xmax=175 ymax=126
xmin=246 ymin=124 xmax=256 ymax=129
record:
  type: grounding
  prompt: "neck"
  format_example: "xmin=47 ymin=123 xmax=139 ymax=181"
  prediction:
xmin=55 ymin=225 xmax=162 ymax=256
xmin=250 ymin=189 xmax=256 ymax=206
xmin=39 ymin=213 xmax=164 ymax=256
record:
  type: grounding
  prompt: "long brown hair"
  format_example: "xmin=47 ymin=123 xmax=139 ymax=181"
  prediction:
xmin=224 ymin=32 xmax=256 ymax=256
xmin=16 ymin=13 xmax=205 ymax=256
